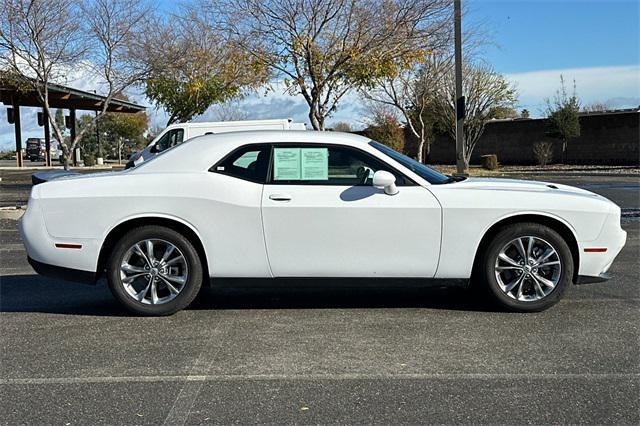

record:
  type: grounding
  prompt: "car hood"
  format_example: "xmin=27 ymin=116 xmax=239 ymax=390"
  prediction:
xmin=451 ymin=177 xmax=604 ymax=199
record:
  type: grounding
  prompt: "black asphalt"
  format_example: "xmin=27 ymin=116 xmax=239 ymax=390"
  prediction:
xmin=0 ymin=172 xmax=638 ymax=425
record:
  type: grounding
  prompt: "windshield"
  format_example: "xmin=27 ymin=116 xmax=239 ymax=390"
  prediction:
xmin=368 ymin=141 xmax=450 ymax=184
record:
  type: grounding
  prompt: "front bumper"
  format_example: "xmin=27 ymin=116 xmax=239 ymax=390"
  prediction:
xmin=575 ymin=273 xmax=611 ymax=285
xmin=576 ymin=204 xmax=627 ymax=281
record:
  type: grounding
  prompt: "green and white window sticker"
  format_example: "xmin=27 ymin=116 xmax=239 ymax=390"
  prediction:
xmin=274 ymin=147 xmax=328 ymax=181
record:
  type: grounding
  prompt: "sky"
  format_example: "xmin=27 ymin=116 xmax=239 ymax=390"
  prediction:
xmin=2 ymin=0 xmax=639 ymax=150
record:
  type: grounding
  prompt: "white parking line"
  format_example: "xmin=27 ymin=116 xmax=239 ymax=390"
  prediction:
xmin=0 ymin=372 xmax=637 ymax=386
xmin=162 ymin=322 xmax=230 ymax=426
xmin=0 ymin=244 xmax=24 ymax=251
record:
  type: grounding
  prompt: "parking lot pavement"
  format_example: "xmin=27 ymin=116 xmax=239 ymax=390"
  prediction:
xmin=0 ymin=175 xmax=639 ymax=424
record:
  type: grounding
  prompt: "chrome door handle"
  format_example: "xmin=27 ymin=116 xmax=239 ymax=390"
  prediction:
xmin=269 ymin=194 xmax=292 ymax=201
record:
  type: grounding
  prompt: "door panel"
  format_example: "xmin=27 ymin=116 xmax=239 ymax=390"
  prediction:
xmin=261 ymin=185 xmax=441 ymax=277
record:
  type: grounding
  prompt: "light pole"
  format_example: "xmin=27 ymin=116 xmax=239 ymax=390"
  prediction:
xmin=454 ymin=0 xmax=466 ymax=175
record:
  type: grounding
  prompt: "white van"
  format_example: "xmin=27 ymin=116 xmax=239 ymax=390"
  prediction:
xmin=127 ymin=119 xmax=306 ymax=168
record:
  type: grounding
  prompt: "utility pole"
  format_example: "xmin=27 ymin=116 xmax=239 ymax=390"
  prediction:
xmin=454 ymin=0 xmax=466 ymax=175
xmin=95 ymin=110 xmax=100 ymax=159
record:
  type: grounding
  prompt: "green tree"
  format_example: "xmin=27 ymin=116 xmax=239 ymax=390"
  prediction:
xmin=210 ymin=0 xmax=452 ymax=130
xmin=488 ymin=106 xmax=518 ymax=119
xmin=77 ymin=109 xmax=148 ymax=160
xmin=545 ymin=76 xmax=580 ymax=163
xmin=362 ymin=112 xmax=404 ymax=152
xmin=520 ymin=109 xmax=530 ymax=118
xmin=141 ymin=8 xmax=268 ymax=125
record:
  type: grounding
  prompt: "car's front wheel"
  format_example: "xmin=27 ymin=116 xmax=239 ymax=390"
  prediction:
xmin=481 ymin=223 xmax=573 ymax=312
xmin=106 ymin=226 xmax=203 ymax=316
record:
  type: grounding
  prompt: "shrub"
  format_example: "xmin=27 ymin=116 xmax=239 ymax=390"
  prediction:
xmin=83 ymin=154 xmax=96 ymax=167
xmin=533 ymin=142 xmax=554 ymax=166
xmin=362 ymin=115 xmax=404 ymax=152
xmin=481 ymin=154 xmax=499 ymax=170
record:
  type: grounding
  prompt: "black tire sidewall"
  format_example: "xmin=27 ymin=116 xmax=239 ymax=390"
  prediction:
xmin=107 ymin=226 xmax=203 ymax=316
xmin=482 ymin=223 xmax=573 ymax=312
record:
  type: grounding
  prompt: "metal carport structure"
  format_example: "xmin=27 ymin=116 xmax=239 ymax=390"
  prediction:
xmin=1 ymin=79 xmax=145 ymax=167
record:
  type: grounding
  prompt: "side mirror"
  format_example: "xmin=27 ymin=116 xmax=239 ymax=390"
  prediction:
xmin=372 ymin=170 xmax=398 ymax=195
xmin=149 ymin=143 xmax=158 ymax=153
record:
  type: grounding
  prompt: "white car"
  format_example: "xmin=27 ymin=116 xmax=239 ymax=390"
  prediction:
xmin=19 ymin=131 xmax=627 ymax=315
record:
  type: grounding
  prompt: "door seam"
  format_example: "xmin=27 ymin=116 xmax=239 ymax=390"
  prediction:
xmin=259 ymin=184 xmax=275 ymax=278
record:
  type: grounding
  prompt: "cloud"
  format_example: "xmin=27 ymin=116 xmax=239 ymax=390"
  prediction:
xmin=506 ymin=65 xmax=640 ymax=116
xmin=2 ymin=65 xmax=638 ymax=150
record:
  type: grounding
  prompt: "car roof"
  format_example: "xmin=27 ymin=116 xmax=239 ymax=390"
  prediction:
xmin=198 ymin=130 xmax=368 ymax=142
xmin=134 ymin=131 xmax=373 ymax=173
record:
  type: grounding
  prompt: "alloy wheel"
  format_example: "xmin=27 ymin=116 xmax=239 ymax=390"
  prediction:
xmin=494 ymin=236 xmax=562 ymax=302
xmin=120 ymin=239 xmax=189 ymax=305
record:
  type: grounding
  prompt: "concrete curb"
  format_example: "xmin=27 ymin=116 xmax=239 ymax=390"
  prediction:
xmin=499 ymin=172 xmax=640 ymax=178
xmin=0 ymin=208 xmax=24 ymax=220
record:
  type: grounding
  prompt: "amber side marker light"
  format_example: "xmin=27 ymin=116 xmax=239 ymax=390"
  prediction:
xmin=584 ymin=248 xmax=607 ymax=253
xmin=55 ymin=243 xmax=82 ymax=249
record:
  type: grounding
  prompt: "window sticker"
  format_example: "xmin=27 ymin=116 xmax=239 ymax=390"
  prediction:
xmin=273 ymin=148 xmax=301 ymax=180
xmin=301 ymin=148 xmax=328 ymax=180
xmin=233 ymin=151 xmax=258 ymax=168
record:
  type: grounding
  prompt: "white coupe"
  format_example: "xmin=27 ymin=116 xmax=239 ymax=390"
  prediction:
xmin=19 ymin=131 xmax=627 ymax=315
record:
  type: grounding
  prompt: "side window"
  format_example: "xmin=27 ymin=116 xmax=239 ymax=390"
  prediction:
xmin=155 ymin=132 xmax=171 ymax=152
xmin=172 ymin=129 xmax=185 ymax=147
xmin=270 ymin=145 xmax=411 ymax=186
xmin=212 ymin=144 xmax=270 ymax=184
xmin=156 ymin=129 xmax=185 ymax=152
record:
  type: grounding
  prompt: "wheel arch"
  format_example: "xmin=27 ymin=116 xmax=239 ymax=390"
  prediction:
xmin=472 ymin=213 xmax=580 ymax=284
xmin=96 ymin=216 xmax=209 ymax=282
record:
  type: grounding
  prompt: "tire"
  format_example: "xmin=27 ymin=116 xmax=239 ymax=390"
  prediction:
xmin=481 ymin=222 xmax=573 ymax=312
xmin=106 ymin=225 xmax=203 ymax=316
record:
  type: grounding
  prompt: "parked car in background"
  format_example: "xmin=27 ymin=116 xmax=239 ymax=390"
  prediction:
xmin=26 ymin=138 xmax=62 ymax=163
xmin=20 ymin=131 xmax=626 ymax=316
xmin=126 ymin=119 xmax=306 ymax=169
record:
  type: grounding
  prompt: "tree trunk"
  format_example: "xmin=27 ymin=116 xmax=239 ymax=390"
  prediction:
xmin=416 ymin=138 xmax=424 ymax=163
xmin=63 ymin=148 xmax=72 ymax=170
xmin=309 ymin=110 xmax=323 ymax=131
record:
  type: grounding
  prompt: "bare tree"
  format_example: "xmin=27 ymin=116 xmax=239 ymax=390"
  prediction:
xmin=533 ymin=141 xmax=554 ymax=166
xmin=208 ymin=0 xmax=452 ymax=130
xmin=430 ymin=62 xmax=517 ymax=168
xmin=0 ymin=0 xmax=150 ymax=169
xmin=331 ymin=121 xmax=352 ymax=132
xmin=211 ymin=98 xmax=250 ymax=121
xmin=363 ymin=55 xmax=452 ymax=162
xmin=582 ymin=101 xmax=610 ymax=113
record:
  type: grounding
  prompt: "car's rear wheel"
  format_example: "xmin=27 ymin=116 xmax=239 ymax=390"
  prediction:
xmin=481 ymin=223 xmax=573 ymax=312
xmin=106 ymin=226 xmax=203 ymax=316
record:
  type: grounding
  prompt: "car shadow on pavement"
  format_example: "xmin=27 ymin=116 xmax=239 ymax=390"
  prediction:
xmin=0 ymin=275 xmax=128 ymax=316
xmin=0 ymin=274 xmax=497 ymax=316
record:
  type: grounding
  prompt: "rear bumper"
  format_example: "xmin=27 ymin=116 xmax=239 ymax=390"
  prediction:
xmin=18 ymin=196 xmax=101 ymax=274
xmin=28 ymin=256 xmax=97 ymax=284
